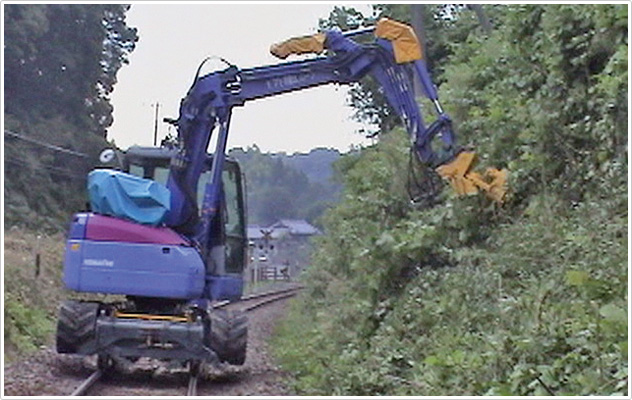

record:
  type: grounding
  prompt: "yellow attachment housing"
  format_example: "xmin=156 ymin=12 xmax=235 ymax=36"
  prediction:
xmin=270 ymin=32 xmax=327 ymax=59
xmin=435 ymin=151 xmax=508 ymax=204
xmin=374 ymin=18 xmax=423 ymax=63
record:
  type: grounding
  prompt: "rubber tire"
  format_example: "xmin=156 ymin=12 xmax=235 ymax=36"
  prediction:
xmin=208 ymin=310 xmax=248 ymax=365
xmin=56 ymin=301 xmax=99 ymax=354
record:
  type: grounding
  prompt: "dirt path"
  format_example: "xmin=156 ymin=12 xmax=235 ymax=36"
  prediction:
xmin=3 ymin=299 xmax=293 ymax=396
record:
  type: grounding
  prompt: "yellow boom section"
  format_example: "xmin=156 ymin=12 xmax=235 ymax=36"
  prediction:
xmin=436 ymin=152 xmax=508 ymax=204
xmin=374 ymin=18 xmax=423 ymax=63
xmin=270 ymin=32 xmax=327 ymax=59
xmin=269 ymin=18 xmax=424 ymax=63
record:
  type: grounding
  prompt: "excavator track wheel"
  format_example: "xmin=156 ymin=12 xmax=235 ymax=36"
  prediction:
xmin=208 ymin=310 xmax=248 ymax=365
xmin=56 ymin=301 xmax=99 ymax=354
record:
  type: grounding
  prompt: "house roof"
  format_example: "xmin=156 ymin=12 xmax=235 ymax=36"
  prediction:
xmin=247 ymin=225 xmax=282 ymax=239
xmin=247 ymin=220 xmax=321 ymax=239
xmin=247 ymin=225 xmax=265 ymax=239
xmin=269 ymin=219 xmax=321 ymax=236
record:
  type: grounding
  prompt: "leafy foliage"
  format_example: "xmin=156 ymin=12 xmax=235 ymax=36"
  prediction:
xmin=441 ymin=4 xmax=628 ymax=207
xmin=320 ymin=4 xmax=495 ymax=131
xmin=4 ymin=5 xmax=138 ymax=230
xmin=4 ymin=293 xmax=54 ymax=356
xmin=273 ymin=4 xmax=627 ymax=396
xmin=3 ymin=231 xmax=67 ymax=361
xmin=4 ymin=4 xmax=137 ymax=136
xmin=229 ymin=146 xmax=341 ymax=226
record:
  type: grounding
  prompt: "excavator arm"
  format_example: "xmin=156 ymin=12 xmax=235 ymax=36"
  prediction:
xmin=166 ymin=18 xmax=508 ymax=249
xmin=268 ymin=18 xmax=508 ymax=203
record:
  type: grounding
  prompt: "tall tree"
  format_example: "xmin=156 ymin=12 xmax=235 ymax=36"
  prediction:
xmin=4 ymin=4 xmax=138 ymax=137
xmin=441 ymin=4 xmax=628 ymax=204
xmin=4 ymin=5 xmax=138 ymax=229
xmin=319 ymin=4 xmax=495 ymax=133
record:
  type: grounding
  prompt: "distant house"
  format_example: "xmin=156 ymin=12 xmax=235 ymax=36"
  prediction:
xmin=246 ymin=225 xmax=266 ymax=240
xmin=268 ymin=219 xmax=321 ymax=238
xmin=246 ymin=219 xmax=320 ymax=279
xmin=247 ymin=219 xmax=320 ymax=241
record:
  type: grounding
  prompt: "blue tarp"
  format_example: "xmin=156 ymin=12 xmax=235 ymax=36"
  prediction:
xmin=87 ymin=169 xmax=171 ymax=226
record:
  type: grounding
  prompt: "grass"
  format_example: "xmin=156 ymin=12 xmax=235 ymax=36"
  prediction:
xmin=3 ymin=228 xmax=68 ymax=362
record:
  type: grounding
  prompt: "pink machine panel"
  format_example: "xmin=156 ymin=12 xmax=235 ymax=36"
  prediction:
xmin=85 ymin=213 xmax=189 ymax=246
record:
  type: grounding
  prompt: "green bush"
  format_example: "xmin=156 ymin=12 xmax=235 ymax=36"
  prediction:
xmin=273 ymin=144 xmax=627 ymax=395
xmin=272 ymin=7 xmax=627 ymax=394
xmin=4 ymin=292 xmax=54 ymax=359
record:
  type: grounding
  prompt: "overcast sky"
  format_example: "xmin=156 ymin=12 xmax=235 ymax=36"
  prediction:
xmin=108 ymin=3 xmax=375 ymax=154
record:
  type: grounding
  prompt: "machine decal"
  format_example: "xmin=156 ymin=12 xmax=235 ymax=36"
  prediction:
xmin=83 ymin=259 xmax=114 ymax=267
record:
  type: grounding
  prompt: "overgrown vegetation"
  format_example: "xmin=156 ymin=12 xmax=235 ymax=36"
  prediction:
xmin=4 ymin=4 xmax=138 ymax=231
xmin=273 ymin=4 xmax=627 ymax=396
xmin=4 ymin=231 xmax=68 ymax=361
xmin=229 ymin=146 xmax=342 ymax=226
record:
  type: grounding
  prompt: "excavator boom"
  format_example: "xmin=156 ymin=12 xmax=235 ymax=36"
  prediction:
xmin=270 ymin=18 xmax=508 ymax=204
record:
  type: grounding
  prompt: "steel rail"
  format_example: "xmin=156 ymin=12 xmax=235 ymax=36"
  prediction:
xmin=187 ymin=374 xmax=198 ymax=396
xmin=240 ymin=285 xmax=303 ymax=301
xmin=241 ymin=290 xmax=299 ymax=312
xmin=71 ymin=367 xmax=200 ymax=396
xmin=211 ymin=285 xmax=302 ymax=311
xmin=70 ymin=369 xmax=102 ymax=396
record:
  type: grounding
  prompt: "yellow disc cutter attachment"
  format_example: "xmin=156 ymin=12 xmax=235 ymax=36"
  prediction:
xmin=436 ymin=151 xmax=508 ymax=204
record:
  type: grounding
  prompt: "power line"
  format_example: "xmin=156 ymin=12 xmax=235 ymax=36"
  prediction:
xmin=4 ymin=129 xmax=90 ymax=158
xmin=5 ymin=154 xmax=89 ymax=181
xmin=5 ymin=159 xmax=85 ymax=181
xmin=5 ymin=154 xmax=85 ymax=174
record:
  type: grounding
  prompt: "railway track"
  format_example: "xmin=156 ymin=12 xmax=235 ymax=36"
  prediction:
xmin=220 ymin=285 xmax=302 ymax=312
xmin=68 ymin=285 xmax=301 ymax=396
xmin=70 ymin=365 xmax=201 ymax=396
xmin=70 ymin=369 xmax=102 ymax=396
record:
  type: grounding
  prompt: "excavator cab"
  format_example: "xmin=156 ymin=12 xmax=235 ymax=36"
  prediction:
xmin=122 ymin=146 xmax=248 ymax=277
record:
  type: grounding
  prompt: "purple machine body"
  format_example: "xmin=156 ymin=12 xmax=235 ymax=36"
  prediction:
xmin=64 ymin=213 xmax=205 ymax=299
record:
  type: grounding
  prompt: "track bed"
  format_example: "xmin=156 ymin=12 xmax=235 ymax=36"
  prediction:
xmin=3 ymin=289 xmax=297 ymax=396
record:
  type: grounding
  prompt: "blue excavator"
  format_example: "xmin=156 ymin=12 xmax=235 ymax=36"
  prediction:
xmin=56 ymin=18 xmax=507 ymax=372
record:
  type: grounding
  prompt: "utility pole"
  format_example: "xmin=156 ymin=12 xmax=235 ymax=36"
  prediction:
xmin=153 ymin=102 xmax=160 ymax=146
xmin=411 ymin=4 xmax=427 ymax=97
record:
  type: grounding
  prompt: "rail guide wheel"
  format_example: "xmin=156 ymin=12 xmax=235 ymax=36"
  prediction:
xmin=188 ymin=360 xmax=202 ymax=377
xmin=97 ymin=354 xmax=115 ymax=372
